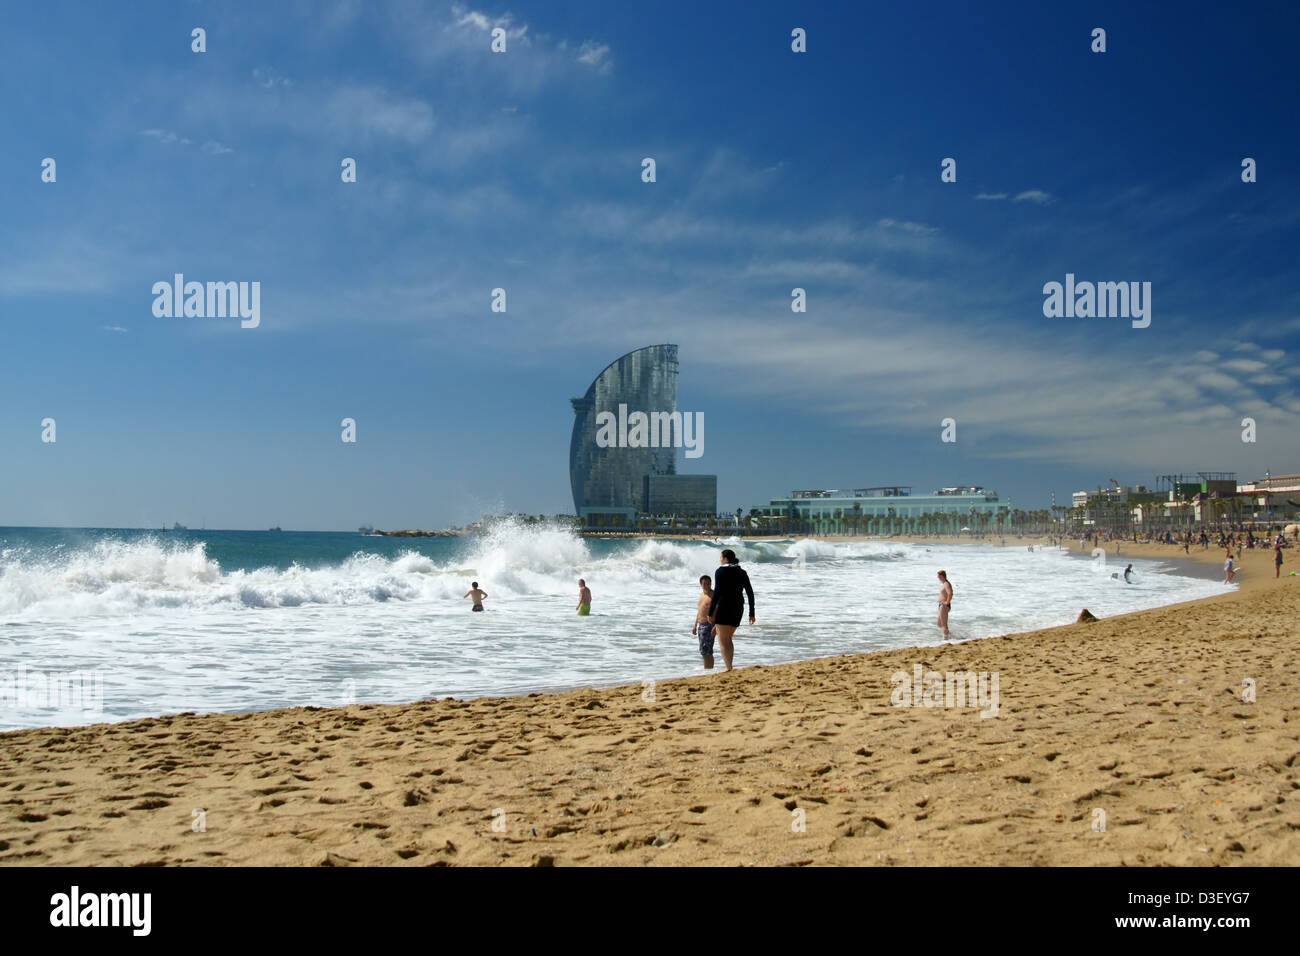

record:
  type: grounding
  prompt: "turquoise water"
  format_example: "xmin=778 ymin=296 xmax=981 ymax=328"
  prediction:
xmin=2 ymin=527 xmax=489 ymax=573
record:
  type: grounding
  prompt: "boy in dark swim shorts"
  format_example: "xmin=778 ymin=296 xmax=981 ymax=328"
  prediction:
xmin=463 ymin=581 xmax=487 ymax=611
xmin=694 ymin=574 xmax=715 ymax=669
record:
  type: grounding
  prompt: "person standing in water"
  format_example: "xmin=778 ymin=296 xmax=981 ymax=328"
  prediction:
xmin=707 ymin=549 xmax=755 ymax=672
xmin=463 ymin=581 xmax=487 ymax=611
xmin=1123 ymin=563 xmax=1134 ymax=583
xmin=576 ymin=578 xmax=592 ymax=616
xmin=693 ymin=574 xmax=715 ymax=669
xmin=937 ymin=570 xmax=953 ymax=638
xmin=1224 ymin=552 xmax=1236 ymax=584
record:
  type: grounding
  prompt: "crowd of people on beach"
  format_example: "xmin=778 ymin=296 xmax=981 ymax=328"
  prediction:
xmin=1070 ymin=524 xmax=1292 ymax=584
xmin=1074 ymin=525 xmax=1295 ymax=552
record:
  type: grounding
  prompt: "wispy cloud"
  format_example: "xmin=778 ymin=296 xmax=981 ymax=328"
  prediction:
xmin=385 ymin=2 xmax=613 ymax=97
xmin=877 ymin=217 xmax=938 ymax=235
xmin=577 ymin=41 xmax=612 ymax=73
xmin=450 ymin=3 xmax=531 ymax=46
xmin=141 ymin=128 xmax=234 ymax=155
xmin=973 ymin=190 xmax=1055 ymax=205
xmin=140 ymin=128 xmax=191 ymax=146
xmin=325 ymin=85 xmax=435 ymax=142
xmin=252 ymin=67 xmax=293 ymax=90
xmin=676 ymin=310 xmax=1298 ymax=470
xmin=683 ymin=148 xmax=784 ymax=205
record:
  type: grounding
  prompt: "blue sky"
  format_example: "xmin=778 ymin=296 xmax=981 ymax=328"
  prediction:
xmin=2 ymin=0 xmax=1297 ymax=530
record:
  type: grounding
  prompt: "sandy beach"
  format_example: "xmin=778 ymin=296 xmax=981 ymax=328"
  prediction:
xmin=1 ymin=541 xmax=1296 ymax=866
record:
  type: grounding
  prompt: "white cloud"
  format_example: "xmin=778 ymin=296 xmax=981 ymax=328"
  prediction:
xmin=141 ymin=129 xmax=230 ymax=153
xmin=577 ymin=41 xmax=612 ymax=72
xmin=973 ymin=190 xmax=1054 ymax=204
xmin=141 ymin=129 xmax=186 ymax=145
xmin=1221 ymin=358 xmax=1267 ymax=374
xmin=252 ymin=67 xmax=293 ymax=89
xmin=451 ymin=4 xmax=530 ymax=45
xmin=456 ymin=9 xmax=492 ymax=30
xmin=741 ymin=258 xmax=867 ymax=281
xmin=386 ymin=3 xmax=607 ymax=96
xmin=878 ymin=217 xmax=938 ymax=235
xmin=1197 ymin=370 xmax=1245 ymax=392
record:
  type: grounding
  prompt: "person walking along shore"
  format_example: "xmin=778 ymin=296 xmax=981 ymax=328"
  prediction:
xmin=708 ymin=549 xmax=755 ymax=671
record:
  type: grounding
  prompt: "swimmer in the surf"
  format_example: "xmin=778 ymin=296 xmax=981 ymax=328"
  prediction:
xmin=1123 ymin=564 xmax=1133 ymax=583
xmin=576 ymin=578 xmax=591 ymax=616
xmin=464 ymin=582 xmax=487 ymax=611
xmin=936 ymin=570 xmax=953 ymax=638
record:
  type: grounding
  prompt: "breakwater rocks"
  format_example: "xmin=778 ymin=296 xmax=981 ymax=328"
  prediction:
xmin=373 ymin=529 xmax=460 ymax=537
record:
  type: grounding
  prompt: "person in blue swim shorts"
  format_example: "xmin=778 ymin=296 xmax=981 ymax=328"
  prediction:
xmin=693 ymin=574 xmax=716 ymax=669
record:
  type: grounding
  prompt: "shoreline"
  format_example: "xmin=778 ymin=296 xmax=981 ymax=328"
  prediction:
xmin=624 ymin=530 xmax=1255 ymax=588
xmin=828 ymin=533 xmax=1275 ymax=587
xmin=1 ymin=545 xmax=1296 ymax=865
xmin=0 ymin=535 xmax=1241 ymax=734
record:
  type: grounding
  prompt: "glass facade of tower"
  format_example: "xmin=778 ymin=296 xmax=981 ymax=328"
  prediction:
xmin=645 ymin=474 xmax=717 ymax=515
xmin=570 ymin=344 xmax=679 ymax=518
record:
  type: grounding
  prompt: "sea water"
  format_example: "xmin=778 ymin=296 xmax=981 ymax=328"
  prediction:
xmin=0 ymin=525 xmax=1227 ymax=730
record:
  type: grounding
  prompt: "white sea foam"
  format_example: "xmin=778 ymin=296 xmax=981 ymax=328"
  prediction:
xmin=0 ymin=529 xmax=1230 ymax=729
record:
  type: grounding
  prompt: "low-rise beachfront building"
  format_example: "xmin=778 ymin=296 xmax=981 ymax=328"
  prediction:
xmin=1238 ymin=473 xmax=1300 ymax=496
xmin=751 ymin=486 xmax=1012 ymax=536
xmin=1071 ymin=482 xmax=1155 ymax=527
xmin=1236 ymin=473 xmax=1300 ymax=525
xmin=1070 ymin=472 xmax=1300 ymax=529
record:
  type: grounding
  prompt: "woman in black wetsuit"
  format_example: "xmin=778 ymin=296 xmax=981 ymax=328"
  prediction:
xmin=707 ymin=549 xmax=755 ymax=671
